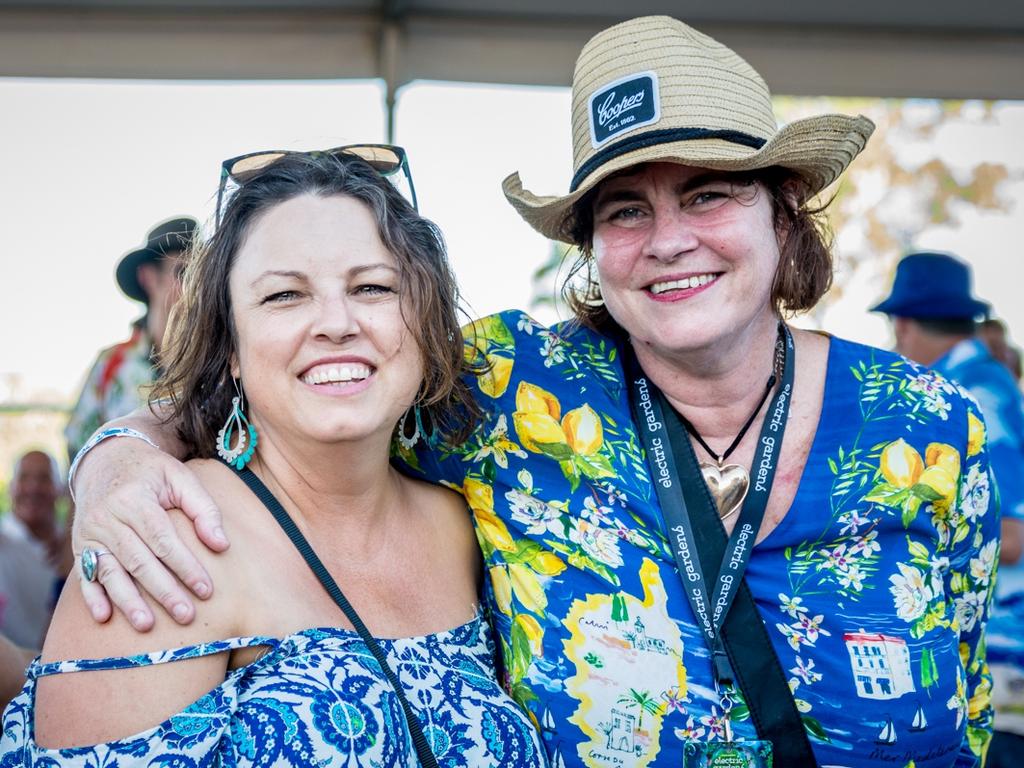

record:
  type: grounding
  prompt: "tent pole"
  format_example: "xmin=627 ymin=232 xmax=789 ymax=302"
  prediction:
xmin=381 ymin=20 xmax=399 ymax=144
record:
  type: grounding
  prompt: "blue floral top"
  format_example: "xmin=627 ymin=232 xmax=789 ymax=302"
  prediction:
xmin=399 ymin=311 xmax=999 ymax=768
xmin=0 ymin=615 xmax=546 ymax=767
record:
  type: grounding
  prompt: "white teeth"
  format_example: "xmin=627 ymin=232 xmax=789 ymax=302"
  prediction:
xmin=649 ymin=274 xmax=717 ymax=295
xmin=301 ymin=363 xmax=372 ymax=385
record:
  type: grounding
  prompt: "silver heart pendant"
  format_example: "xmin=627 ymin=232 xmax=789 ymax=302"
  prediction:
xmin=700 ymin=462 xmax=750 ymax=520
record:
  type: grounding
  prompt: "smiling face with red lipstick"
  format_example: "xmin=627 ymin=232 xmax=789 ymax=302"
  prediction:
xmin=590 ymin=163 xmax=784 ymax=359
xmin=228 ymin=194 xmax=423 ymax=449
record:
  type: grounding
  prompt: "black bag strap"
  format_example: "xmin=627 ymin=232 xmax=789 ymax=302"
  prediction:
xmin=662 ymin=404 xmax=818 ymax=765
xmin=235 ymin=466 xmax=440 ymax=768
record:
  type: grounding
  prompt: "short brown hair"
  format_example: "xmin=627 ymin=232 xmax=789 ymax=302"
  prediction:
xmin=152 ymin=152 xmax=479 ymax=458
xmin=563 ymin=166 xmax=834 ymax=331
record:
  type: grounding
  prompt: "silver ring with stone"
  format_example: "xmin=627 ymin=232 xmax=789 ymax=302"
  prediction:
xmin=80 ymin=548 xmax=111 ymax=583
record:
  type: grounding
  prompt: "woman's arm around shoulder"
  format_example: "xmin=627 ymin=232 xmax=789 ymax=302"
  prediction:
xmin=35 ymin=459 xmax=245 ymax=749
xmin=72 ymin=405 xmax=229 ymax=630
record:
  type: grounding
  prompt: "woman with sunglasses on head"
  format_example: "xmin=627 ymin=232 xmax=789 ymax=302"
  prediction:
xmin=0 ymin=150 xmax=544 ymax=766
xmin=57 ymin=16 xmax=997 ymax=768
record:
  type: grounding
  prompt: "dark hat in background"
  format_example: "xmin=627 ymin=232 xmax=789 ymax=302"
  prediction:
xmin=116 ymin=216 xmax=198 ymax=304
xmin=870 ymin=251 xmax=990 ymax=320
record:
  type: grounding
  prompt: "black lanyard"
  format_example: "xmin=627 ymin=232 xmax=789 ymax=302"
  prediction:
xmin=624 ymin=325 xmax=794 ymax=690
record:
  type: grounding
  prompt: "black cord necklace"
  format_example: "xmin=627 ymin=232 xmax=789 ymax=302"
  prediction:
xmin=676 ymin=376 xmax=776 ymax=466
xmin=672 ymin=325 xmax=786 ymax=520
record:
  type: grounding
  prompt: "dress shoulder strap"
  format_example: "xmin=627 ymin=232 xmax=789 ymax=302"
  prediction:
xmin=28 ymin=635 xmax=278 ymax=679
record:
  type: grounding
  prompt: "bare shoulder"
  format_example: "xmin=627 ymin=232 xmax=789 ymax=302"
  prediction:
xmin=791 ymin=329 xmax=830 ymax=408
xmin=395 ymin=473 xmax=482 ymax=622
xmin=185 ymin=458 xmax=274 ymax=556
xmin=188 ymin=457 xmax=253 ymax=512
xmin=400 ymin=473 xmax=476 ymax=549
xmin=792 ymin=327 xmax=831 ymax=369
xmin=404 ymin=472 xmax=472 ymax=517
xmin=34 ymin=459 xmax=254 ymax=748
xmin=43 ymin=460 xmax=249 ymax=662
xmin=177 ymin=458 xmax=275 ymax=618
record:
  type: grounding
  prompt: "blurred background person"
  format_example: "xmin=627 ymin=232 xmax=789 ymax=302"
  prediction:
xmin=980 ymin=318 xmax=1023 ymax=383
xmin=64 ymin=217 xmax=197 ymax=460
xmin=0 ymin=450 xmax=68 ymax=648
xmin=874 ymin=250 xmax=1024 ymax=766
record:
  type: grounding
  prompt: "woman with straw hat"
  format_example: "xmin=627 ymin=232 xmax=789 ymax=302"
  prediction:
xmin=64 ymin=15 xmax=994 ymax=768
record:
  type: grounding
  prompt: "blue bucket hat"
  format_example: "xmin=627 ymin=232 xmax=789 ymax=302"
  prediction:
xmin=870 ymin=251 xmax=990 ymax=320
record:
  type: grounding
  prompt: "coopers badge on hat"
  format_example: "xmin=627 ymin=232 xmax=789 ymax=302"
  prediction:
xmin=503 ymin=15 xmax=875 ymax=244
xmin=588 ymin=71 xmax=661 ymax=149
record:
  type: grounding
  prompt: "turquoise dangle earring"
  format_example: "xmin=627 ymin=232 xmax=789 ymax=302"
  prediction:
xmin=216 ymin=379 xmax=257 ymax=470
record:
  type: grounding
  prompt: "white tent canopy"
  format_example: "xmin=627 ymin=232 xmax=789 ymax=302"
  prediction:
xmin=2 ymin=1 xmax=1022 ymax=106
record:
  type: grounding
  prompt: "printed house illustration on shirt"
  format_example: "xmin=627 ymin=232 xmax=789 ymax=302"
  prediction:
xmin=604 ymin=709 xmax=638 ymax=754
xmin=627 ymin=617 xmax=670 ymax=655
xmin=844 ymin=629 xmax=915 ymax=699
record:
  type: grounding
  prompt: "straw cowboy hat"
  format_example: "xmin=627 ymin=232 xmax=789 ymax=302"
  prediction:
xmin=503 ymin=15 xmax=875 ymax=243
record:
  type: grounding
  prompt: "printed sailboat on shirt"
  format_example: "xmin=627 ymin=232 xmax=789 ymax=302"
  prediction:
xmin=876 ymin=715 xmax=897 ymax=745
xmin=909 ymin=702 xmax=927 ymax=732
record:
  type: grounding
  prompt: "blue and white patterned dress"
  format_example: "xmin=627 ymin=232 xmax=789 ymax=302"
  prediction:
xmin=0 ymin=614 xmax=546 ymax=767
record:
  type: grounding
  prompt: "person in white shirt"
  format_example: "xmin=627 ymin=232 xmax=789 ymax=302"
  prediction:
xmin=0 ymin=450 xmax=66 ymax=648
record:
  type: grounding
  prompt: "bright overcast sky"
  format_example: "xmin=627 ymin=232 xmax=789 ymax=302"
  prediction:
xmin=0 ymin=78 xmax=570 ymax=404
xmin=1 ymin=78 xmax=1022 ymax=408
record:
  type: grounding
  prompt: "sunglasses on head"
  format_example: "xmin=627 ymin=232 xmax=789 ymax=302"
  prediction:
xmin=215 ymin=144 xmax=418 ymax=226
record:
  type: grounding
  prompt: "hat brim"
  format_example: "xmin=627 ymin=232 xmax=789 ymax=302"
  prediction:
xmin=870 ymin=295 xmax=991 ymax=320
xmin=504 ymin=113 xmax=875 ymax=243
xmin=116 ymin=247 xmax=160 ymax=303
xmin=115 ymin=217 xmax=197 ymax=303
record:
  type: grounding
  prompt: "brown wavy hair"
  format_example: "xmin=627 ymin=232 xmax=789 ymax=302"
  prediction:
xmin=563 ymin=166 xmax=834 ymax=331
xmin=152 ymin=152 xmax=479 ymax=459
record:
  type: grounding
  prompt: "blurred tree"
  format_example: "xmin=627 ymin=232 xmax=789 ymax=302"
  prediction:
xmin=529 ymin=240 xmax=576 ymax=318
xmin=778 ymin=98 xmax=1013 ymax=327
